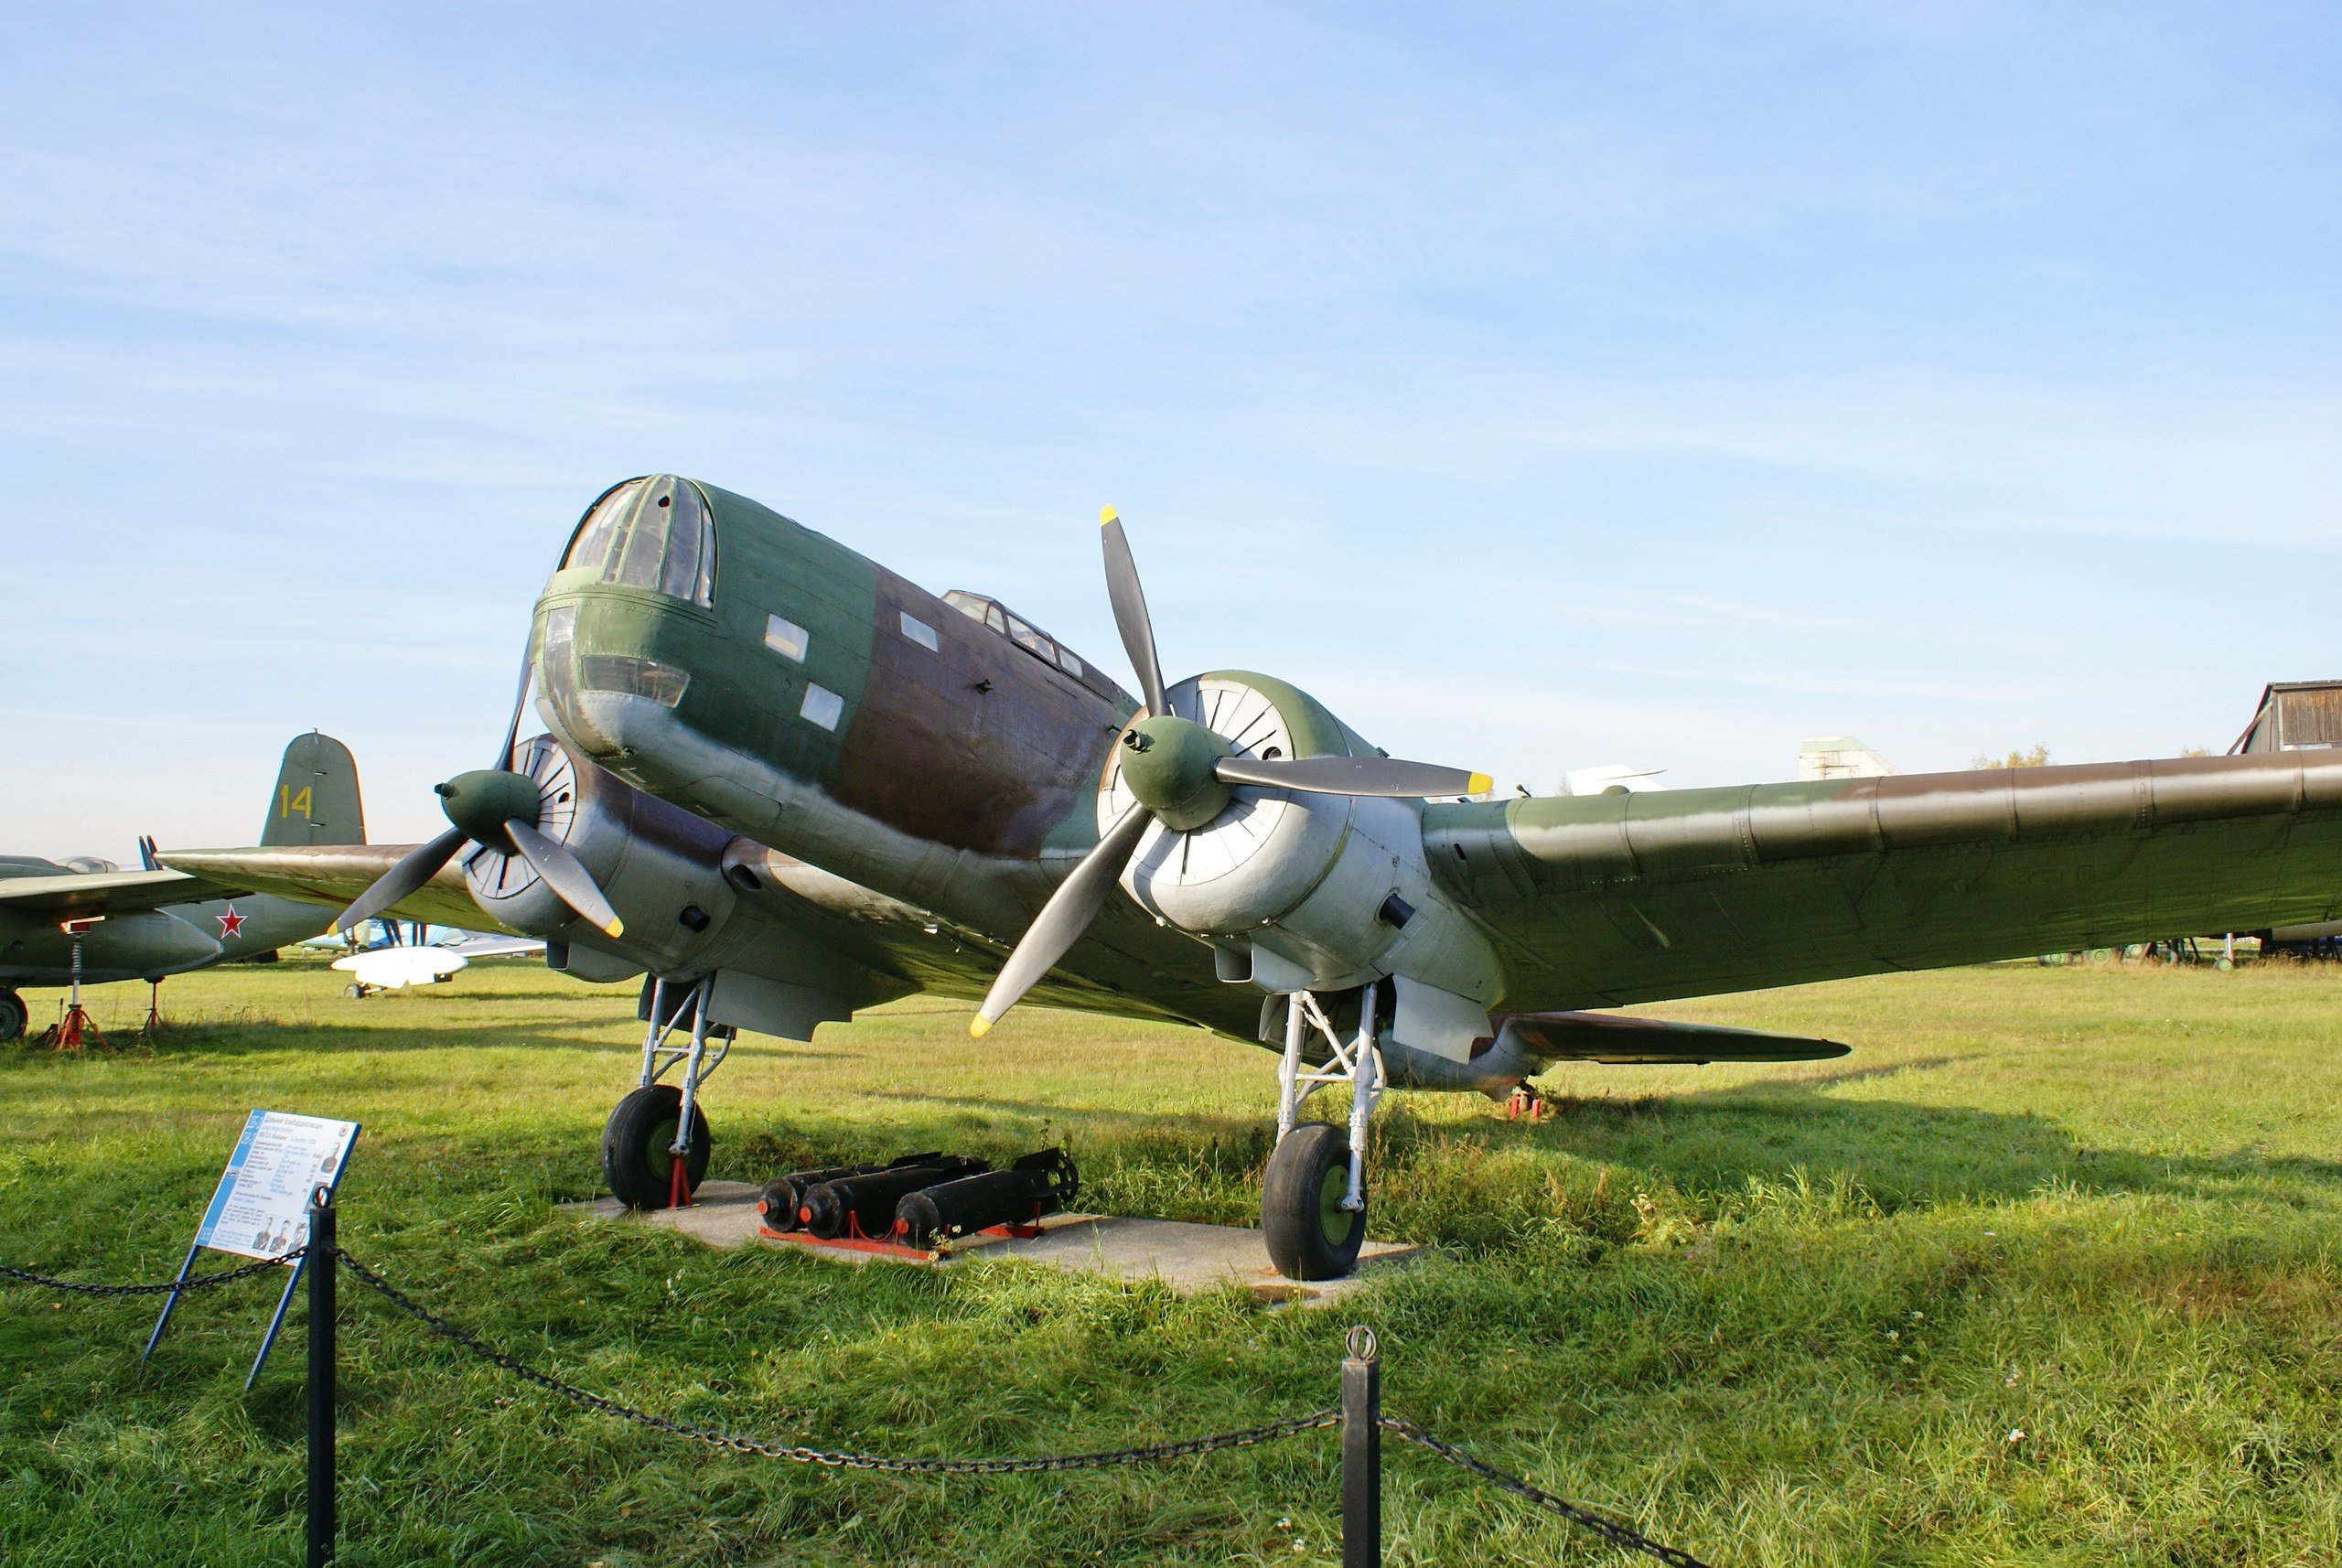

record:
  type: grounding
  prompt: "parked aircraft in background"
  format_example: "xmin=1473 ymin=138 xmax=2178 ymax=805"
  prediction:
xmin=1563 ymin=764 xmax=1668 ymax=796
xmin=167 ymin=476 xmax=2342 ymax=1280
xmin=335 ymin=929 xmax=546 ymax=997
xmin=1798 ymin=736 xmax=1900 ymax=781
xmin=0 ymin=735 xmax=364 ymax=1038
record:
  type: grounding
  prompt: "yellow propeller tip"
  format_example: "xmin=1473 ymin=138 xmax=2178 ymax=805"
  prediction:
xmin=603 ymin=918 xmax=625 ymax=939
xmin=1466 ymin=773 xmax=1494 ymax=795
xmin=1099 ymin=505 xmax=1118 ymax=527
xmin=968 ymin=1015 xmax=993 ymax=1039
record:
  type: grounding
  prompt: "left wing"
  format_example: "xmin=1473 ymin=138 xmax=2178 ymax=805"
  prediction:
xmin=0 ymin=867 xmax=248 ymax=921
xmin=1429 ymin=750 xmax=2342 ymax=1012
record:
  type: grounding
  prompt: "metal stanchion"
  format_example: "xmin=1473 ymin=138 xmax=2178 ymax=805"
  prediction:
xmin=1342 ymin=1325 xmax=1380 ymax=1568
xmin=306 ymin=1188 xmax=336 ymax=1568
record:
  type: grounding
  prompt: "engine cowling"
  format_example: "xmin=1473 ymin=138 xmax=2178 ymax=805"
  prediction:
xmin=464 ymin=735 xmax=740 ymax=977
xmin=1100 ymin=672 xmax=1503 ymax=1057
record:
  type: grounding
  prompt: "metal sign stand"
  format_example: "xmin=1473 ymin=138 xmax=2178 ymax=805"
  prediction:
xmin=142 ymin=1112 xmax=360 ymax=1390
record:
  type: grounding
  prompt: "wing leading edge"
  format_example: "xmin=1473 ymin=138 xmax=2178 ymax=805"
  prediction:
xmin=1430 ymin=751 xmax=2342 ymax=1012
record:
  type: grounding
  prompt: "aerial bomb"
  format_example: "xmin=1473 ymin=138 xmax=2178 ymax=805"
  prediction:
xmin=799 ymin=1157 xmax=989 ymax=1240
xmin=895 ymin=1149 xmax=1080 ymax=1248
xmin=757 ymin=1152 xmax=943 ymax=1233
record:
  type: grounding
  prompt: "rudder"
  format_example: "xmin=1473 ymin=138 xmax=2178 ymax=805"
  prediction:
xmin=261 ymin=732 xmax=367 ymax=846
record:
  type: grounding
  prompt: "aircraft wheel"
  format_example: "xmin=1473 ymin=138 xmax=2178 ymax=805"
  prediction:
xmin=0 ymin=990 xmax=23 ymax=1042
xmin=602 ymin=1084 xmax=713 ymax=1210
xmin=1262 ymin=1122 xmax=1365 ymax=1281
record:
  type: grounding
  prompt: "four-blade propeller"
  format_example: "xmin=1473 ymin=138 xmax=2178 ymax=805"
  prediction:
xmin=969 ymin=507 xmax=1488 ymax=1036
xmin=333 ymin=650 xmax=623 ymax=941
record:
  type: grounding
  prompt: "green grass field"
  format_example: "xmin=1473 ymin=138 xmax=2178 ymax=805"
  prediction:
xmin=4 ymin=956 xmax=2339 ymax=1566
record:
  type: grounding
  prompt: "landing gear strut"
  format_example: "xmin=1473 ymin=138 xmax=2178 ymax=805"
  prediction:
xmin=1262 ymin=986 xmax=1383 ymax=1281
xmin=601 ymin=974 xmax=725 ymax=1209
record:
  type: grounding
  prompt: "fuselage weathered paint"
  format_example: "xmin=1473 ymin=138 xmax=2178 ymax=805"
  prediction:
xmin=532 ymin=479 xmax=1256 ymax=1035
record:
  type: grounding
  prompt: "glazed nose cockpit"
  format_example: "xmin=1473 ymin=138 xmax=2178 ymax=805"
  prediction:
xmin=535 ymin=475 xmax=716 ymax=760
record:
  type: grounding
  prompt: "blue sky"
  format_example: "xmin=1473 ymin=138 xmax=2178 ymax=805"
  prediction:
xmin=4 ymin=4 xmax=2337 ymax=857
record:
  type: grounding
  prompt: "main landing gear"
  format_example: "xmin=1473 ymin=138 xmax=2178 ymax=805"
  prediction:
xmin=602 ymin=974 xmax=726 ymax=1209
xmin=0 ymin=989 xmax=24 ymax=1043
xmin=1262 ymin=985 xmax=1384 ymax=1281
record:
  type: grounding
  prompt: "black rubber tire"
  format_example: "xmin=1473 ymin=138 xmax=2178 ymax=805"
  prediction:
xmin=0 ymin=990 xmax=23 ymax=1042
xmin=1262 ymin=1122 xmax=1365 ymax=1281
xmin=602 ymin=1084 xmax=713 ymax=1210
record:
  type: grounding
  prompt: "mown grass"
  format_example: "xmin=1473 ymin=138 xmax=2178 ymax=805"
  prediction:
xmin=3 ymin=956 xmax=2340 ymax=1565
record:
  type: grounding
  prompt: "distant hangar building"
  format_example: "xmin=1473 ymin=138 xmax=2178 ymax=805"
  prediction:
xmin=2230 ymin=682 xmax=2342 ymax=755
xmin=2232 ymin=682 xmax=2342 ymax=953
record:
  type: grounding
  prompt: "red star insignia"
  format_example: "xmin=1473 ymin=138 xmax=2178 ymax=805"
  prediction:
xmin=216 ymin=905 xmax=248 ymax=940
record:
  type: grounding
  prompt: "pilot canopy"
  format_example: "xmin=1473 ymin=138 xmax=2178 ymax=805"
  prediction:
xmin=561 ymin=477 xmax=716 ymax=607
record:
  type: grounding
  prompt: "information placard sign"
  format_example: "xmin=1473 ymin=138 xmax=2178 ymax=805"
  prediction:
xmin=194 ymin=1112 xmax=360 ymax=1261
xmin=145 ymin=1108 xmax=360 ymax=1389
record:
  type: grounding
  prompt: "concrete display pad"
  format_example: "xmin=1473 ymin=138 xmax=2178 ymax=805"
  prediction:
xmin=560 ymin=1180 xmax=1418 ymax=1305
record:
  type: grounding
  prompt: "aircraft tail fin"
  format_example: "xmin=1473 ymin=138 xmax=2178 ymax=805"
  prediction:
xmin=261 ymin=732 xmax=367 ymax=846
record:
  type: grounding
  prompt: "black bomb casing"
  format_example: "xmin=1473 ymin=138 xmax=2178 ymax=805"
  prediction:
xmin=799 ymin=1157 xmax=990 ymax=1240
xmin=894 ymin=1149 xmax=1080 ymax=1247
xmin=757 ymin=1153 xmax=944 ymax=1234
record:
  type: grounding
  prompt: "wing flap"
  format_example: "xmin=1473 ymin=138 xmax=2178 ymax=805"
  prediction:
xmin=1501 ymin=1011 xmax=1849 ymax=1064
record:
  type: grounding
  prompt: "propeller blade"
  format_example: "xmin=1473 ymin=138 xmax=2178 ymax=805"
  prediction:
xmin=1099 ymin=506 xmax=1169 ymax=715
xmin=971 ymin=803 xmax=1155 ymax=1037
xmin=333 ymin=826 xmax=469 ymax=936
xmin=494 ymin=643 xmax=535 ymax=771
xmin=505 ymin=818 xmax=625 ymax=939
xmin=1214 ymin=755 xmax=1493 ymax=800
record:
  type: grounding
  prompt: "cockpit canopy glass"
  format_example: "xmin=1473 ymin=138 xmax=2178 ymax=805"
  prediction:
xmin=940 ymin=590 xmax=1096 ymax=684
xmin=561 ymin=476 xmax=716 ymax=607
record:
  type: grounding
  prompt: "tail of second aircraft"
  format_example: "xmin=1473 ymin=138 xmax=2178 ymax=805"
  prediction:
xmin=260 ymin=732 xmax=367 ymax=846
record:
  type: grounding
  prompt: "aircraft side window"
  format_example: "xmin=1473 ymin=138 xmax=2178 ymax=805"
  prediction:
xmin=942 ymin=590 xmax=991 ymax=624
xmin=800 ymin=683 xmax=843 ymax=731
xmin=898 ymin=612 xmax=940 ymax=651
xmin=1058 ymin=648 xmax=1084 ymax=677
xmin=985 ymin=606 xmax=1005 ymax=634
xmin=766 ymin=615 xmax=810 ymax=662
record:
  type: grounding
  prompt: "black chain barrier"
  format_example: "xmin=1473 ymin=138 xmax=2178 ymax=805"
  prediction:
xmin=5 ymin=1239 xmax=1732 ymax=1565
xmin=339 ymin=1251 xmax=1339 ymax=1473
xmin=1380 ymin=1415 xmax=1723 ymax=1568
xmin=0 ymin=1247 xmax=306 ymax=1297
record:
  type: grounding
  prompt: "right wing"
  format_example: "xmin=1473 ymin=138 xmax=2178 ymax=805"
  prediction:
xmin=1429 ymin=750 xmax=2342 ymax=1013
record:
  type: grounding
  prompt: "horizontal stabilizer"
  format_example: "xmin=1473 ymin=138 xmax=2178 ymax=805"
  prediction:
xmin=1499 ymin=1010 xmax=1849 ymax=1065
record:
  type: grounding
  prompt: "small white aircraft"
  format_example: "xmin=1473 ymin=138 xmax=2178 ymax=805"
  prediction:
xmin=331 ymin=929 xmax=546 ymax=998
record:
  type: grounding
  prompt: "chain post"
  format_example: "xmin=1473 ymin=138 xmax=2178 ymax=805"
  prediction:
xmin=306 ymin=1188 xmax=336 ymax=1568
xmin=1342 ymin=1325 xmax=1380 ymax=1568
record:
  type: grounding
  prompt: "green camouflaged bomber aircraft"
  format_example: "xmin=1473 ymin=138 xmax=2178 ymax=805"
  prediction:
xmin=1 ymin=734 xmax=364 ymax=1039
xmin=168 ymin=477 xmax=2342 ymax=1279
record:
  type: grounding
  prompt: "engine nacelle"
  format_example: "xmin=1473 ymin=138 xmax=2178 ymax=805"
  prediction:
xmin=465 ymin=736 xmax=741 ymax=977
xmin=1101 ymin=672 xmax=1503 ymax=1057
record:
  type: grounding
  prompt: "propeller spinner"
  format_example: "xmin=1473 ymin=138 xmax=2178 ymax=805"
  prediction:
xmin=333 ymin=650 xmax=624 ymax=941
xmin=968 ymin=508 xmax=1488 ymax=1036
